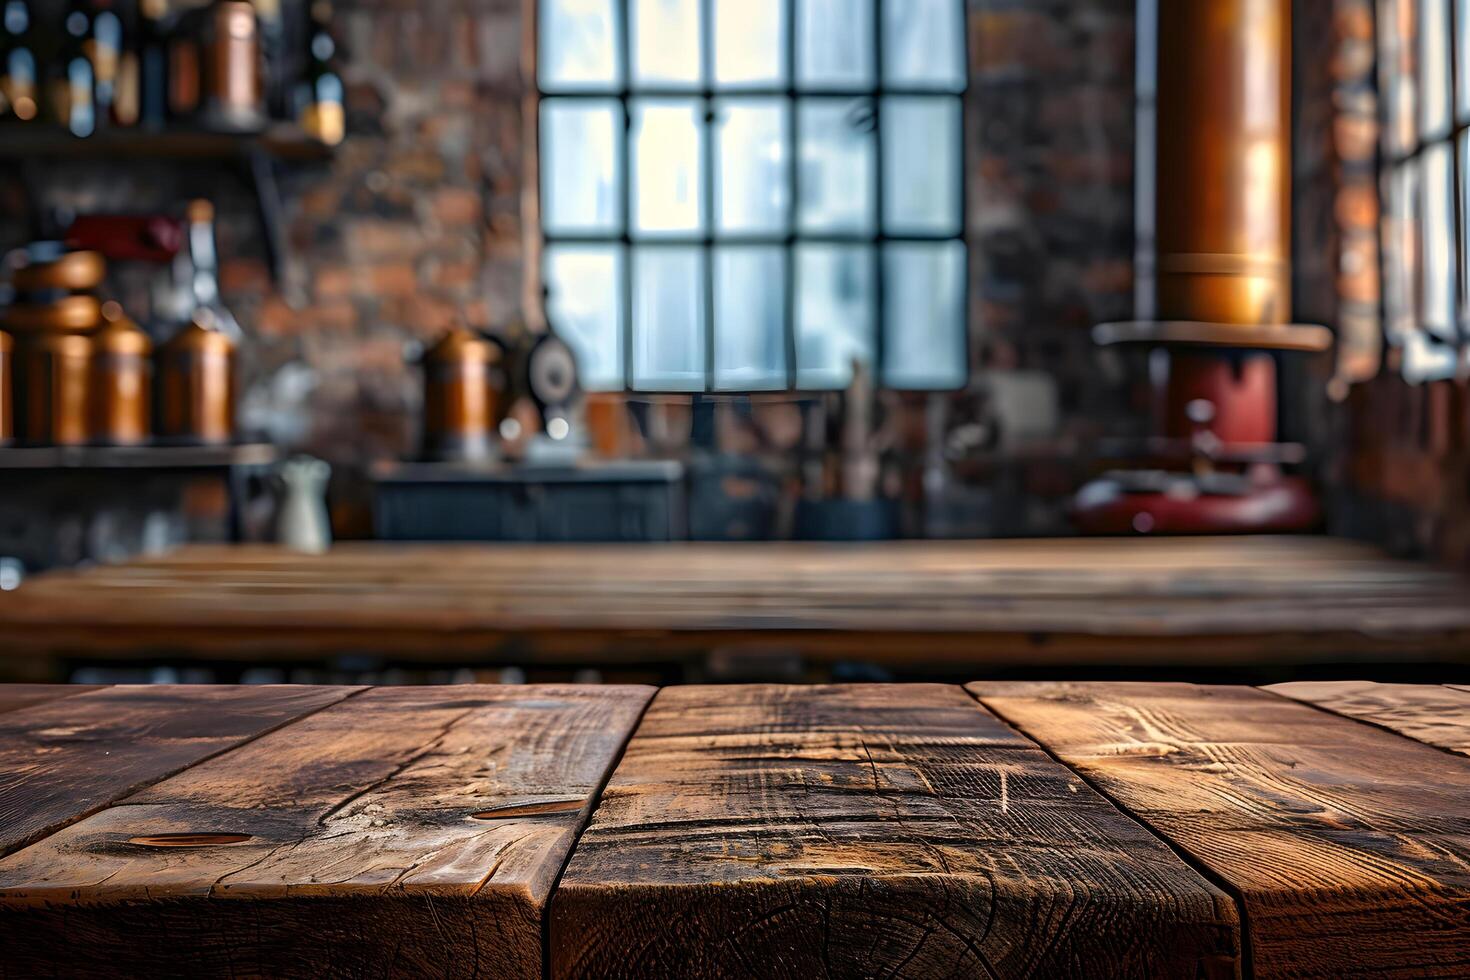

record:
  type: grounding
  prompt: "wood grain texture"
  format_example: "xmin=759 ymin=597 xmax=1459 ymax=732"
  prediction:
xmin=1265 ymin=681 xmax=1470 ymax=756
xmin=552 ymin=684 xmax=1241 ymax=979
xmin=0 ymin=685 xmax=356 ymax=858
xmin=0 ymin=684 xmax=99 ymax=715
xmin=972 ymin=682 xmax=1470 ymax=978
xmin=1 ymin=537 xmax=1468 ymax=666
xmin=0 ymin=684 xmax=653 ymax=978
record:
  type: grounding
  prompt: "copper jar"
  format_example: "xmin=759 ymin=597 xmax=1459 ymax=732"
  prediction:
xmin=20 ymin=332 xmax=91 ymax=446
xmin=203 ymin=1 xmax=264 ymax=130
xmin=157 ymin=315 xmax=234 ymax=445
xmin=0 ymin=329 xmax=12 ymax=446
xmin=3 ymin=248 xmax=107 ymax=336
xmin=90 ymin=303 xmax=152 ymax=446
xmin=421 ymin=327 xmax=501 ymax=461
xmin=11 ymin=250 xmax=106 ymax=294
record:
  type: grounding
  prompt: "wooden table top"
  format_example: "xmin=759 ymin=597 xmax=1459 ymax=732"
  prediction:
xmin=0 ymin=680 xmax=1465 ymax=977
xmin=3 ymin=536 xmax=1470 ymax=668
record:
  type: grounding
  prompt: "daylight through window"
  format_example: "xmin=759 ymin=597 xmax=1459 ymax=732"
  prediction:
xmin=537 ymin=0 xmax=969 ymax=393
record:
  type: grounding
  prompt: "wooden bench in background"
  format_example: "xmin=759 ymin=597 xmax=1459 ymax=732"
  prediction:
xmin=0 ymin=680 xmax=1466 ymax=977
xmin=2 ymin=536 xmax=1470 ymax=680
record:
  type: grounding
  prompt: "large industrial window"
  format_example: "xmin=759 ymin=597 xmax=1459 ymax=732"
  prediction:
xmin=1379 ymin=0 xmax=1467 ymax=381
xmin=536 ymin=0 xmax=968 ymax=393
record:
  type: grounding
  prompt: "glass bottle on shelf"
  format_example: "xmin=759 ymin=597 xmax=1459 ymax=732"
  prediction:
xmin=297 ymin=0 xmax=342 ymax=145
xmin=109 ymin=0 xmax=139 ymax=126
xmin=0 ymin=0 xmax=38 ymax=122
xmin=52 ymin=1 xmax=97 ymax=137
xmin=168 ymin=2 xmax=204 ymax=120
xmin=137 ymin=0 xmax=167 ymax=128
xmin=184 ymin=199 xmax=242 ymax=342
xmin=87 ymin=0 xmax=124 ymax=123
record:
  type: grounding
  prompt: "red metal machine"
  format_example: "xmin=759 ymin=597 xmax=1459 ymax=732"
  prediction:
xmin=1073 ymin=0 xmax=1331 ymax=535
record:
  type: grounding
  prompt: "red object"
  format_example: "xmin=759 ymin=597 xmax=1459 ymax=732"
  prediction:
xmin=1156 ymin=350 xmax=1276 ymax=445
xmin=1072 ymin=474 xmax=1320 ymax=535
xmin=1074 ymin=343 xmax=1315 ymax=535
xmin=65 ymin=216 xmax=186 ymax=264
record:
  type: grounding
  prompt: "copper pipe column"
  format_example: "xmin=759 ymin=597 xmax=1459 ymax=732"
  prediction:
xmin=1074 ymin=0 xmax=1325 ymax=534
xmin=1155 ymin=0 xmax=1292 ymax=326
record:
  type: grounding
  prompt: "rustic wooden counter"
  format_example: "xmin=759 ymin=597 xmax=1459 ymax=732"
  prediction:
xmin=1 ymin=536 xmax=1469 ymax=674
xmin=0 ymin=681 xmax=1465 ymax=977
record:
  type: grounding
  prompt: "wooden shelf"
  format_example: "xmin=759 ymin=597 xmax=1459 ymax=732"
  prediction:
xmin=0 ymin=124 xmax=334 ymax=162
xmin=0 ymin=443 xmax=276 ymax=471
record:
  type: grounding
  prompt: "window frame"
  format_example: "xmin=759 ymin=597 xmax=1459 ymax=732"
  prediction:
xmin=1378 ymin=0 xmax=1468 ymax=381
xmin=534 ymin=0 xmax=971 ymax=394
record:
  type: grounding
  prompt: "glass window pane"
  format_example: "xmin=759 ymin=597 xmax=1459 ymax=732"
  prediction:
xmin=632 ymin=0 xmax=702 ymax=88
xmin=541 ymin=99 xmax=622 ymax=234
xmin=1462 ymin=130 xmax=1470 ymax=329
xmin=1420 ymin=0 xmax=1451 ymax=138
xmin=798 ymin=98 xmax=877 ymax=233
xmin=714 ymin=0 xmax=786 ymax=88
xmin=632 ymin=99 xmax=705 ymax=236
xmin=1460 ymin=0 xmax=1470 ymax=121
xmin=714 ymin=247 xmax=787 ymax=390
xmin=882 ymin=0 xmax=964 ymax=91
xmin=882 ymin=96 xmax=961 ymax=235
xmin=544 ymin=245 xmax=625 ymax=391
xmin=796 ymin=0 xmax=874 ymax=91
xmin=1383 ymin=160 xmax=1420 ymax=344
xmin=1421 ymin=141 xmax=1455 ymax=339
xmin=882 ymin=242 xmax=966 ymax=389
xmin=539 ymin=0 xmax=621 ymax=91
xmin=715 ymin=98 xmax=790 ymax=234
xmin=633 ymin=247 xmax=706 ymax=390
xmin=796 ymin=244 xmax=875 ymax=388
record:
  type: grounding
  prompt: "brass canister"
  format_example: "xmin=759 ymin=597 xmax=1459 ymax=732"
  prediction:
xmin=157 ymin=316 xmax=234 ymax=445
xmin=421 ymin=327 xmax=500 ymax=461
xmin=90 ymin=303 xmax=153 ymax=446
xmin=21 ymin=332 xmax=91 ymax=446
xmin=0 ymin=329 xmax=11 ymax=446
xmin=204 ymin=1 xmax=264 ymax=129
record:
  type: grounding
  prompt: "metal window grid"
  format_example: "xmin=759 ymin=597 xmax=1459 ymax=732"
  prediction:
xmin=536 ymin=0 xmax=970 ymax=393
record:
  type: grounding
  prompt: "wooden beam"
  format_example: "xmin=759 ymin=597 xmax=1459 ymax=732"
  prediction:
xmin=971 ymin=681 xmax=1470 ymax=977
xmin=0 ymin=685 xmax=358 ymax=857
xmin=551 ymin=684 xmax=1241 ymax=977
xmin=0 ymin=684 xmax=653 ymax=978
xmin=1265 ymin=681 xmax=1470 ymax=756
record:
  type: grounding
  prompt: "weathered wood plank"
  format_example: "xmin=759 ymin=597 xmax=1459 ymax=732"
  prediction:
xmin=0 ymin=684 xmax=653 ymax=978
xmin=551 ymin=684 xmax=1241 ymax=978
xmin=0 ymin=685 xmax=357 ymax=858
xmin=2 ymin=537 xmax=1468 ymax=666
xmin=0 ymin=683 xmax=100 ymax=715
xmin=1265 ymin=681 xmax=1470 ymax=756
xmin=971 ymin=682 xmax=1470 ymax=978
